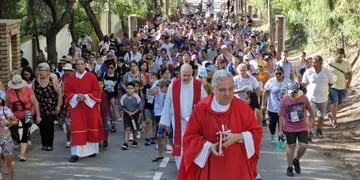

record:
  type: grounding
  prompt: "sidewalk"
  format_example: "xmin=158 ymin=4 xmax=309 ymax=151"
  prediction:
xmin=258 ymin=128 xmax=354 ymax=180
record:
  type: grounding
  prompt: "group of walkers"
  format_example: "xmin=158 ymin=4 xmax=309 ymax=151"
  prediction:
xmin=0 ymin=0 xmax=354 ymax=179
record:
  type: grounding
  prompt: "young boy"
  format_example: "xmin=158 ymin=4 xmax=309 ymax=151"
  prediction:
xmin=152 ymin=79 xmax=172 ymax=162
xmin=278 ymin=81 xmax=315 ymax=177
xmin=120 ymin=82 xmax=142 ymax=150
xmin=99 ymin=78 xmax=111 ymax=150
xmin=142 ymin=73 xmax=157 ymax=146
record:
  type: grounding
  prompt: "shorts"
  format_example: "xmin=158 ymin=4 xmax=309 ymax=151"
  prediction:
xmin=0 ymin=133 xmax=14 ymax=156
xmin=102 ymin=116 xmax=111 ymax=132
xmin=144 ymin=109 xmax=154 ymax=120
xmin=310 ymin=101 xmax=327 ymax=117
xmin=123 ymin=112 xmax=139 ymax=130
xmin=284 ymin=131 xmax=309 ymax=145
xmin=329 ymin=88 xmax=346 ymax=104
xmin=157 ymin=125 xmax=173 ymax=139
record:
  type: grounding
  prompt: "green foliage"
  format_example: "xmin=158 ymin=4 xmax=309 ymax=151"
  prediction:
xmin=111 ymin=0 xmax=147 ymax=20
xmin=250 ymin=0 xmax=360 ymax=50
xmin=74 ymin=6 xmax=94 ymax=39
xmin=0 ymin=0 xmax=21 ymax=18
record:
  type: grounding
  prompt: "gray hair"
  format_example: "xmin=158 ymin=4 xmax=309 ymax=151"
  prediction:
xmin=313 ymin=55 xmax=323 ymax=64
xmin=37 ymin=62 xmax=50 ymax=71
xmin=211 ymin=70 xmax=233 ymax=88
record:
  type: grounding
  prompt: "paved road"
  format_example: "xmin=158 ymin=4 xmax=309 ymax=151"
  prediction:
xmin=11 ymin=122 xmax=355 ymax=180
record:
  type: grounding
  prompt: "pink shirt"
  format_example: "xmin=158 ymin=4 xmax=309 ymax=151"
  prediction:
xmin=6 ymin=86 xmax=35 ymax=119
xmin=278 ymin=94 xmax=312 ymax=132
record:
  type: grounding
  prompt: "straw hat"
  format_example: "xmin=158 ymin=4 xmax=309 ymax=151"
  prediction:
xmin=8 ymin=75 xmax=27 ymax=89
xmin=62 ymin=63 xmax=74 ymax=71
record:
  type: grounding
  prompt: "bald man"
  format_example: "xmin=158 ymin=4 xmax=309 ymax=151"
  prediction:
xmin=159 ymin=64 xmax=208 ymax=169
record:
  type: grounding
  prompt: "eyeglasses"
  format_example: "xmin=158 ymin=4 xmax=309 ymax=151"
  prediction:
xmin=275 ymin=72 xmax=283 ymax=76
xmin=109 ymin=67 xmax=114 ymax=69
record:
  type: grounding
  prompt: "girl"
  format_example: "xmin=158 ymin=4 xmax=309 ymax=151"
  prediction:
xmin=0 ymin=93 xmax=18 ymax=180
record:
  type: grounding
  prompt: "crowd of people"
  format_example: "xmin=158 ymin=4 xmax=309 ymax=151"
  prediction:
xmin=0 ymin=1 xmax=355 ymax=179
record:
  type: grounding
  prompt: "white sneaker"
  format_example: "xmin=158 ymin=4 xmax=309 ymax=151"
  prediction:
xmin=255 ymin=174 xmax=262 ymax=180
xmin=66 ymin=141 xmax=71 ymax=148
xmin=166 ymin=144 xmax=173 ymax=151
xmin=0 ymin=173 xmax=3 ymax=179
xmin=129 ymin=133 xmax=134 ymax=141
xmin=155 ymin=144 xmax=159 ymax=149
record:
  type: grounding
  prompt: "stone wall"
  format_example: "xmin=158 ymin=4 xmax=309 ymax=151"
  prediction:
xmin=0 ymin=20 xmax=21 ymax=85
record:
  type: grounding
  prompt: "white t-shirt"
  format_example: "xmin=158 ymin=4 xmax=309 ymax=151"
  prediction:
xmin=264 ymin=77 xmax=290 ymax=113
xmin=124 ymin=51 xmax=143 ymax=63
xmin=302 ymin=67 xmax=334 ymax=103
xmin=233 ymin=75 xmax=259 ymax=92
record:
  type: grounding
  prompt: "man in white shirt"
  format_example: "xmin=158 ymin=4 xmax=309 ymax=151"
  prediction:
xmin=124 ymin=44 xmax=142 ymax=63
xmin=302 ymin=55 xmax=334 ymax=138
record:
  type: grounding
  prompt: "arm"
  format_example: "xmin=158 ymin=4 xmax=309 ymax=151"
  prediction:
xmin=30 ymin=94 xmax=41 ymax=123
xmin=53 ymin=77 xmax=63 ymax=114
xmin=150 ymin=81 xmax=159 ymax=96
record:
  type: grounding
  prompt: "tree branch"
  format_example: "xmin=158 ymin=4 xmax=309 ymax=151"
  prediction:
xmin=57 ymin=0 xmax=75 ymax=31
xmin=43 ymin=0 xmax=58 ymax=23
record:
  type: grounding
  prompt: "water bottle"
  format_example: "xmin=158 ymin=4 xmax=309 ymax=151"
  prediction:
xmin=276 ymin=136 xmax=285 ymax=152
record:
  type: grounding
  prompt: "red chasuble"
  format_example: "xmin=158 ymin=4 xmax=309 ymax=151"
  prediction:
xmin=178 ymin=94 xmax=263 ymax=180
xmin=172 ymin=78 xmax=201 ymax=156
xmin=64 ymin=72 xmax=104 ymax=145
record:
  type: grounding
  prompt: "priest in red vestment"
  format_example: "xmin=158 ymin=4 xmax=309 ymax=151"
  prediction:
xmin=160 ymin=63 xmax=208 ymax=169
xmin=178 ymin=70 xmax=263 ymax=180
xmin=64 ymin=59 xmax=103 ymax=162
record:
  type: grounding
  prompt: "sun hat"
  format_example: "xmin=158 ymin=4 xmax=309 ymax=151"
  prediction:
xmin=8 ymin=75 xmax=27 ymax=89
xmin=63 ymin=63 xmax=74 ymax=71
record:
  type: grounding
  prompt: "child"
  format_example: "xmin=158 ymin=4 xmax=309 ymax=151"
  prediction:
xmin=130 ymin=80 xmax=142 ymax=140
xmin=142 ymin=73 xmax=157 ymax=146
xmin=120 ymin=82 xmax=142 ymax=150
xmin=0 ymin=93 xmax=18 ymax=180
xmin=152 ymin=79 xmax=172 ymax=162
xmin=99 ymin=78 xmax=111 ymax=150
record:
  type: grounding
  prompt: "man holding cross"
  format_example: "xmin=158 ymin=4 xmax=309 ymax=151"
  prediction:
xmin=178 ymin=70 xmax=263 ymax=180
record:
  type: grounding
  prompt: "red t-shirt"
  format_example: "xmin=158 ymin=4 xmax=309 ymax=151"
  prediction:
xmin=6 ymin=86 xmax=35 ymax=119
xmin=278 ymin=94 xmax=312 ymax=132
xmin=100 ymin=91 xmax=110 ymax=117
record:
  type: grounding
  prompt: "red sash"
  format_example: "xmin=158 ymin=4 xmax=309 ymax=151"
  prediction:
xmin=172 ymin=78 xmax=201 ymax=156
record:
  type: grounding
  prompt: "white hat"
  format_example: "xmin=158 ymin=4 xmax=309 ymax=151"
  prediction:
xmin=8 ymin=75 xmax=27 ymax=89
xmin=63 ymin=63 xmax=74 ymax=71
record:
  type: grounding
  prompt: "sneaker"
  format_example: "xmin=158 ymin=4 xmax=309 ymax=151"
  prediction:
xmin=66 ymin=141 xmax=71 ymax=148
xmin=315 ymin=128 xmax=323 ymax=138
xmin=144 ymin=139 xmax=151 ymax=146
xmin=166 ymin=144 xmax=173 ymax=151
xmin=270 ymin=135 xmax=275 ymax=144
xmin=293 ymin=158 xmax=301 ymax=174
xmin=121 ymin=143 xmax=128 ymax=150
xmin=111 ymin=126 xmax=117 ymax=133
xmin=287 ymin=167 xmax=294 ymax=177
xmin=262 ymin=120 xmax=267 ymax=127
xmin=128 ymin=133 xmax=134 ymax=141
xmin=255 ymin=173 xmax=262 ymax=180
xmin=132 ymin=141 xmax=138 ymax=148
xmin=150 ymin=138 xmax=156 ymax=144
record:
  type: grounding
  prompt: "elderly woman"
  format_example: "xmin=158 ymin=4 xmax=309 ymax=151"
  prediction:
xmin=6 ymin=75 xmax=41 ymax=161
xmin=33 ymin=63 xmax=62 ymax=151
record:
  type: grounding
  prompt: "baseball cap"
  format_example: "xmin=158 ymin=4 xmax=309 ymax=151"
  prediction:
xmin=286 ymin=81 xmax=300 ymax=94
xmin=206 ymin=65 xmax=217 ymax=72
xmin=198 ymin=68 xmax=207 ymax=78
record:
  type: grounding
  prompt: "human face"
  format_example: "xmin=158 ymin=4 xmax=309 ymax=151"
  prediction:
xmin=38 ymin=69 xmax=49 ymax=79
xmin=275 ymin=71 xmax=284 ymax=81
xmin=134 ymin=83 xmax=140 ymax=92
xmin=213 ymin=77 xmax=234 ymax=106
xmin=149 ymin=75 xmax=156 ymax=83
xmin=23 ymin=71 xmax=32 ymax=80
xmin=126 ymin=85 xmax=135 ymax=95
xmin=162 ymin=70 xmax=172 ymax=80
xmin=76 ymin=60 xmax=86 ymax=73
xmin=181 ymin=68 xmax=193 ymax=84
xmin=336 ymin=53 xmax=345 ymax=62
xmin=281 ymin=52 xmax=288 ymax=61
xmin=239 ymin=66 xmax=248 ymax=77
xmin=183 ymin=53 xmax=190 ymax=62
xmin=140 ymin=63 xmax=147 ymax=71
xmin=108 ymin=65 xmax=115 ymax=72
xmin=98 ymin=81 xmax=104 ymax=90
xmin=312 ymin=59 xmax=322 ymax=70
xmin=89 ymin=55 xmax=96 ymax=63
xmin=130 ymin=63 xmax=138 ymax=72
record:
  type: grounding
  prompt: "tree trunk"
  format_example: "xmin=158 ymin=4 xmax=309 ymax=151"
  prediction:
xmin=46 ymin=28 xmax=58 ymax=65
xmin=69 ymin=9 xmax=77 ymax=42
xmin=80 ymin=0 xmax=104 ymax=41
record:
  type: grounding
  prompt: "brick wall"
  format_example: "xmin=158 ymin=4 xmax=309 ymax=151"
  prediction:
xmin=0 ymin=20 xmax=21 ymax=87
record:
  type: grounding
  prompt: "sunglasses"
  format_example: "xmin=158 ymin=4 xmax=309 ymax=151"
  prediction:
xmin=146 ymin=58 xmax=152 ymax=60
xmin=275 ymin=72 xmax=283 ymax=76
xmin=109 ymin=67 xmax=114 ymax=69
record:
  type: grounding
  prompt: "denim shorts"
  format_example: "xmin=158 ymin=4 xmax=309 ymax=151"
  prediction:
xmin=329 ymin=88 xmax=346 ymax=104
xmin=157 ymin=125 xmax=173 ymax=139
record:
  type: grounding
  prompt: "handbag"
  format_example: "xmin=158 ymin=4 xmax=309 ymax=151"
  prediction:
xmin=14 ymin=91 xmax=33 ymax=124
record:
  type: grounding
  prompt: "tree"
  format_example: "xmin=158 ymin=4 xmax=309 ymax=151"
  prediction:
xmin=79 ymin=0 xmax=104 ymax=41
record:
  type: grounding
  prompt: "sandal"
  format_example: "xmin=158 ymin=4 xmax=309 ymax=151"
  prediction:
xmin=152 ymin=156 xmax=164 ymax=162
xmin=327 ymin=114 xmax=338 ymax=128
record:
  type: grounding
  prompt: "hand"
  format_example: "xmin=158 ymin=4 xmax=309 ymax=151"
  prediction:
xmin=55 ymin=105 xmax=61 ymax=115
xmin=278 ymin=130 xmax=284 ymax=138
xmin=222 ymin=132 xmax=242 ymax=148
xmin=36 ymin=116 xmax=42 ymax=124
xmin=210 ymin=143 xmax=223 ymax=156
xmin=77 ymin=94 xmax=86 ymax=101
xmin=0 ymin=118 xmax=8 ymax=126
